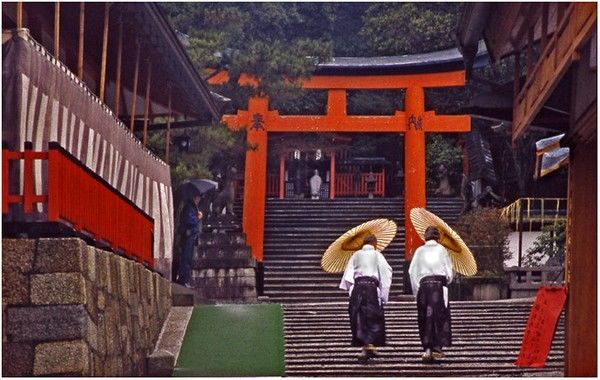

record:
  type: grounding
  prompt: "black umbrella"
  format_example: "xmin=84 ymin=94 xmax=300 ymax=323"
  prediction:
xmin=177 ymin=179 xmax=219 ymax=200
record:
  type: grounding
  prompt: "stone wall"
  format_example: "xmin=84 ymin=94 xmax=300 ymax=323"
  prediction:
xmin=2 ymin=238 xmax=172 ymax=376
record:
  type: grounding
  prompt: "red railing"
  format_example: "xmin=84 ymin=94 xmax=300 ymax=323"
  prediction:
xmin=335 ymin=172 xmax=385 ymax=197
xmin=3 ymin=144 xmax=154 ymax=267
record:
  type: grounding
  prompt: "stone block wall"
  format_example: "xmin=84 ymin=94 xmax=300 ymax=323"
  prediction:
xmin=2 ymin=238 xmax=172 ymax=376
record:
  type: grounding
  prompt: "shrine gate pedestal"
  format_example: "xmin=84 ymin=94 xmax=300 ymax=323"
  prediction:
xmin=213 ymin=67 xmax=470 ymax=266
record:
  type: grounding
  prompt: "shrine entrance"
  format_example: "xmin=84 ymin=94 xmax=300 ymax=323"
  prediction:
xmin=266 ymin=133 xmax=404 ymax=199
xmin=209 ymin=50 xmax=471 ymax=263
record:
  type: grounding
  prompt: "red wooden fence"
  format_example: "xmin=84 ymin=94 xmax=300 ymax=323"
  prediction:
xmin=335 ymin=172 xmax=385 ymax=197
xmin=3 ymin=145 xmax=154 ymax=267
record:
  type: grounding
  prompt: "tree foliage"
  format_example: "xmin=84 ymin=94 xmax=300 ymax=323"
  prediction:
xmin=360 ymin=3 xmax=462 ymax=55
xmin=454 ymin=207 xmax=512 ymax=276
xmin=425 ymin=134 xmax=463 ymax=193
xmin=523 ymin=221 xmax=566 ymax=267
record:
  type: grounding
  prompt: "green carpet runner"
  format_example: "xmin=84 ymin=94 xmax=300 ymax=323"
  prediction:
xmin=174 ymin=304 xmax=286 ymax=377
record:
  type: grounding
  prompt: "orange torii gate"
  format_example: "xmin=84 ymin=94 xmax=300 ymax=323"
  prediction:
xmin=209 ymin=56 xmax=470 ymax=266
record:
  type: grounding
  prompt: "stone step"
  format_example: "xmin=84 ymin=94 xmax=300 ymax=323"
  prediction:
xmin=281 ymin=300 xmax=564 ymax=377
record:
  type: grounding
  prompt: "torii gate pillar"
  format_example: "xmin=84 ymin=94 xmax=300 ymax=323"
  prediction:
xmin=404 ymin=87 xmax=426 ymax=260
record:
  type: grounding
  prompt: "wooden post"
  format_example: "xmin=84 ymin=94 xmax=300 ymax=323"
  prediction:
xmin=242 ymin=96 xmax=269 ymax=262
xmin=329 ymin=151 xmax=336 ymax=199
xmin=279 ymin=155 xmax=285 ymax=199
xmin=77 ymin=2 xmax=85 ymax=80
xmin=114 ymin=18 xmax=123 ymax=116
xmin=513 ymin=50 xmax=521 ymax=98
xmin=99 ymin=3 xmax=110 ymax=102
xmin=518 ymin=201 xmax=524 ymax=267
xmin=143 ymin=60 xmax=152 ymax=145
xmin=165 ymin=85 xmax=172 ymax=164
xmin=526 ymin=26 xmax=534 ymax=77
xmin=541 ymin=3 xmax=548 ymax=53
xmin=54 ymin=2 xmax=60 ymax=58
xmin=129 ymin=41 xmax=141 ymax=132
xmin=16 ymin=1 xmax=22 ymax=29
xmin=404 ymin=86 xmax=426 ymax=261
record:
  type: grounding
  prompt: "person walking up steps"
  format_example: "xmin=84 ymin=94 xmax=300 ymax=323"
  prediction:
xmin=408 ymin=226 xmax=454 ymax=363
xmin=339 ymin=234 xmax=393 ymax=363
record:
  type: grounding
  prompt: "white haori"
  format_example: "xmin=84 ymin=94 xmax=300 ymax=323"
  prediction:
xmin=408 ymin=240 xmax=454 ymax=306
xmin=339 ymin=244 xmax=393 ymax=304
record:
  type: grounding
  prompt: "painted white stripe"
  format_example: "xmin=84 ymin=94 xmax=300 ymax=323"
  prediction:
xmin=76 ymin=120 xmax=85 ymax=160
xmin=144 ymin=176 xmax=150 ymax=213
xmin=92 ymin=136 xmax=101 ymax=173
xmin=107 ymin=144 xmax=115 ymax=186
xmin=130 ymin=165 xmax=138 ymax=200
xmin=135 ymin=173 xmax=145 ymax=207
xmin=167 ymin=187 xmax=175 ymax=256
xmin=112 ymin=151 xmax=122 ymax=187
xmin=159 ymin=183 xmax=172 ymax=260
xmin=68 ymin=113 xmax=76 ymax=152
xmin=86 ymin=129 xmax=95 ymax=168
xmin=34 ymin=94 xmax=48 ymax=150
xmin=18 ymin=74 xmax=31 ymax=194
xmin=98 ymin=140 xmax=107 ymax=179
xmin=151 ymin=181 xmax=161 ymax=258
xmin=34 ymin=94 xmax=49 ymax=212
xmin=19 ymin=74 xmax=30 ymax=150
xmin=60 ymin=105 xmax=68 ymax=147
xmin=119 ymin=159 xmax=129 ymax=194
xmin=25 ymin=84 xmax=38 ymax=143
xmin=49 ymin=99 xmax=59 ymax=142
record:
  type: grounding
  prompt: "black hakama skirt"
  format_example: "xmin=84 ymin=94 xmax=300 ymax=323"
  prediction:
xmin=348 ymin=276 xmax=386 ymax=347
xmin=416 ymin=275 xmax=452 ymax=350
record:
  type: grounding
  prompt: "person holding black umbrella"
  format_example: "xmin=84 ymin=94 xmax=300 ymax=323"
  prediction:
xmin=177 ymin=192 xmax=203 ymax=287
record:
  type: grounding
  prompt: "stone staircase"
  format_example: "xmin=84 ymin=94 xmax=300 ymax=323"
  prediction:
xmin=262 ymin=197 xmax=463 ymax=303
xmin=283 ymin=300 xmax=565 ymax=376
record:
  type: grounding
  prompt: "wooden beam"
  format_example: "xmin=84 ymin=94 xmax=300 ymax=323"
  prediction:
xmin=143 ymin=60 xmax=152 ymax=145
xmin=165 ymin=86 xmax=172 ymax=164
xmin=77 ymin=2 xmax=85 ymax=80
xmin=129 ymin=41 xmax=141 ymax=132
xmin=513 ymin=50 xmax=521 ymax=96
xmin=114 ymin=18 xmax=123 ymax=116
xmin=526 ymin=25 xmax=534 ymax=77
xmin=303 ymin=71 xmax=466 ymax=89
xmin=16 ymin=1 xmax=22 ymax=29
xmin=513 ymin=3 xmax=597 ymax=142
xmin=99 ymin=3 xmax=110 ymax=102
xmin=541 ymin=3 xmax=549 ymax=53
xmin=54 ymin=2 xmax=60 ymax=58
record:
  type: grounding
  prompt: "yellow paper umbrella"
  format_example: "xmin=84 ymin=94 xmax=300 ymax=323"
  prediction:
xmin=321 ymin=218 xmax=397 ymax=273
xmin=409 ymin=208 xmax=477 ymax=276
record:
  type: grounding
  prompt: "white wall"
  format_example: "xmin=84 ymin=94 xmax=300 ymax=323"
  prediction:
xmin=505 ymin=231 xmax=543 ymax=267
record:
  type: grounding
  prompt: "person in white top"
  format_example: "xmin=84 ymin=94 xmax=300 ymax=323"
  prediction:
xmin=339 ymin=234 xmax=393 ymax=363
xmin=408 ymin=226 xmax=454 ymax=363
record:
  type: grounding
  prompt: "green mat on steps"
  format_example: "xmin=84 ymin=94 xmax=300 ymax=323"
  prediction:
xmin=173 ymin=304 xmax=286 ymax=377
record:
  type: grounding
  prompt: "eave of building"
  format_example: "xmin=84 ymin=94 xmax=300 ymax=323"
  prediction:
xmin=2 ymin=2 xmax=223 ymax=123
xmin=314 ymin=45 xmax=488 ymax=76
